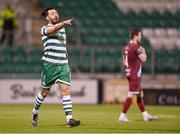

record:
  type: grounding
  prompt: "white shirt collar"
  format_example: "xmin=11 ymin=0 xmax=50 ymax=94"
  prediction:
xmin=129 ymin=40 xmax=137 ymax=44
xmin=47 ymin=23 xmax=53 ymax=26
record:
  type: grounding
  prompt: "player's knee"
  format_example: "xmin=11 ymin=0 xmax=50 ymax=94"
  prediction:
xmin=62 ymin=88 xmax=70 ymax=96
xmin=41 ymin=90 xmax=49 ymax=97
xmin=127 ymin=93 xmax=133 ymax=98
xmin=60 ymin=84 xmax=70 ymax=96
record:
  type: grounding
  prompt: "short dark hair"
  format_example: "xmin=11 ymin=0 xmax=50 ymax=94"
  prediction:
xmin=129 ymin=29 xmax=141 ymax=39
xmin=41 ymin=7 xmax=55 ymax=18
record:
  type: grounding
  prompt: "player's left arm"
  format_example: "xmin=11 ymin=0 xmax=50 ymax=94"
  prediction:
xmin=137 ymin=46 xmax=147 ymax=62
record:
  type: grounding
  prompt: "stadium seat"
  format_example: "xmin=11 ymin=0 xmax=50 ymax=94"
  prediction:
xmin=12 ymin=54 xmax=26 ymax=64
xmin=1 ymin=45 xmax=10 ymax=52
xmin=27 ymin=46 xmax=42 ymax=64
xmin=68 ymin=48 xmax=80 ymax=72
xmin=0 ymin=65 xmax=6 ymax=73
xmin=155 ymin=50 xmax=179 ymax=73
xmin=78 ymin=48 xmax=92 ymax=72
xmin=1 ymin=53 xmax=12 ymax=64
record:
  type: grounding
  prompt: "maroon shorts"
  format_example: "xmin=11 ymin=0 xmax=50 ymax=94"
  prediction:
xmin=127 ymin=76 xmax=141 ymax=93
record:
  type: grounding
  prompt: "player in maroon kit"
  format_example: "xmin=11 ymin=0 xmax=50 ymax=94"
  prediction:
xmin=119 ymin=29 xmax=158 ymax=122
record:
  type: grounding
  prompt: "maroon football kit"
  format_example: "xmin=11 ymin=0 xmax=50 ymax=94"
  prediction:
xmin=123 ymin=40 xmax=143 ymax=94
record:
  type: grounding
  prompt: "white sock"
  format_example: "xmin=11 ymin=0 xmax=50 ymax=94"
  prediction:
xmin=66 ymin=115 xmax=72 ymax=122
xmin=32 ymin=108 xmax=39 ymax=114
xmin=120 ymin=112 xmax=126 ymax=117
xmin=142 ymin=111 xmax=149 ymax=117
xmin=38 ymin=92 xmax=44 ymax=100
xmin=62 ymin=95 xmax=72 ymax=123
xmin=33 ymin=92 xmax=44 ymax=113
xmin=63 ymin=95 xmax=71 ymax=100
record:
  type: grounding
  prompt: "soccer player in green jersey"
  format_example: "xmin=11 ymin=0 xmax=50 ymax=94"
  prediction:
xmin=31 ymin=7 xmax=80 ymax=128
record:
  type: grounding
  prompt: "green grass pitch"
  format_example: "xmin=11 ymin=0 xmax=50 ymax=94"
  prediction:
xmin=0 ymin=104 xmax=180 ymax=133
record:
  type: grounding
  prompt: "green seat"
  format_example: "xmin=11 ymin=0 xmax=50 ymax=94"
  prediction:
xmin=150 ymin=10 xmax=162 ymax=19
xmin=166 ymin=50 xmax=179 ymax=73
xmin=118 ymin=19 xmax=130 ymax=28
xmin=106 ymin=64 xmax=118 ymax=73
xmin=81 ymin=48 xmax=92 ymax=63
xmin=82 ymin=19 xmax=93 ymax=27
xmin=1 ymin=45 xmax=11 ymax=55
xmin=95 ymin=64 xmax=104 ymax=73
xmin=13 ymin=54 xmax=25 ymax=64
xmin=138 ymin=10 xmax=150 ymax=19
xmin=30 ymin=45 xmax=43 ymax=56
xmin=0 ymin=65 xmax=6 ymax=73
xmin=13 ymin=64 xmax=24 ymax=73
xmin=69 ymin=48 xmax=80 ymax=56
xmin=107 ymin=10 xmax=124 ymax=19
xmin=24 ymin=64 xmax=42 ymax=73
xmin=68 ymin=48 xmax=80 ymax=72
xmin=142 ymin=58 xmax=151 ymax=73
xmin=12 ymin=45 xmax=24 ymax=54
xmin=175 ymin=10 xmax=180 ymax=19
xmin=3 ymin=64 xmax=15 ymax=73
xmin=162 ymin=10 xmax=174 ymax=19
xmin=79 ymin=60 xmax=90 ymax=72
xmin=141 ymin=38 xmax=151 ymax=49
xmin=79 ymin=48 xmax=91 ymax=72
xmin=95 ymin=48 xmax=121 ymax=73
xmin=32 ymin=64 xmax=42 ymax=73
xmin=40 ymin=0 xmax=59 ymax=7
xmin=27 ymin=45 xmax=42 ymax=64
xmin=26 ymin=53 xmax=41 ymax=64
xmin=145 ymin=19 xmax=155 ymax=27
xmin=154 ymin=50 xmax=179 ymax=73
xmin=1 ymin=53 xmax=12 ymax=64
xmin=82 ymin=35 xmax=100 ymax=45
xmin=68 ymin=36 xmax=77 ymax=44
xmin=108 ymin=49 xmax=121 ymax=72
xmin=125 ymin=10 xmax=137 ymax=19
xmin=163 ymin=20 xmax=177 ymax=27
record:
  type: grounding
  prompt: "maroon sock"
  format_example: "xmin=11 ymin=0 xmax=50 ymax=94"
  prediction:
xmin=137 ymin=96 xmax=145 ymax=112
xmin=122 ymin=97 xmax=133 ymax=113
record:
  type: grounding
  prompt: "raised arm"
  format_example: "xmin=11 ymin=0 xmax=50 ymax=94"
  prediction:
xmin=46 ymin=18 xmax=73 ymax=35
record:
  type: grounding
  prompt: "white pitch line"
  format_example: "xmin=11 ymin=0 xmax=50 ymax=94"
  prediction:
xmin=157 ymin=114 xmax=177 ymax=118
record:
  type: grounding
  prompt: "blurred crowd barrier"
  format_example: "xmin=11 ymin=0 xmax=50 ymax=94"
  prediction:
xmin=0 ymin=78 xmax=179 ymax=105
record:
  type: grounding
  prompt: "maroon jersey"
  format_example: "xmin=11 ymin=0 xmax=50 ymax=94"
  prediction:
xmin=123 ymin=41 xmax=144 ymax=92
xmin=123 ymin=41 xmax=143 ymax=79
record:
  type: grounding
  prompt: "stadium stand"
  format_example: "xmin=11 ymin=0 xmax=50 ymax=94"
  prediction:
xmin=0 ymin=0 xmax=179 ymax=74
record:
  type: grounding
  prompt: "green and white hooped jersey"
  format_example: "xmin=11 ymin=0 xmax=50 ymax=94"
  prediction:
xmin=41 ymin=24 xmax=68 ymax=64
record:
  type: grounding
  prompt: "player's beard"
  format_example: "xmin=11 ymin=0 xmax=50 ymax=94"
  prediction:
xmin=52 ymin=17 xmax=59 ymax=24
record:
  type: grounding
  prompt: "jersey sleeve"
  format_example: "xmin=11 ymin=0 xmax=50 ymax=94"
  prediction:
xmin=135 ymin=46 xmax=143 ymax=56
xmin=40 ymin=26 xmax=49 ymax=36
